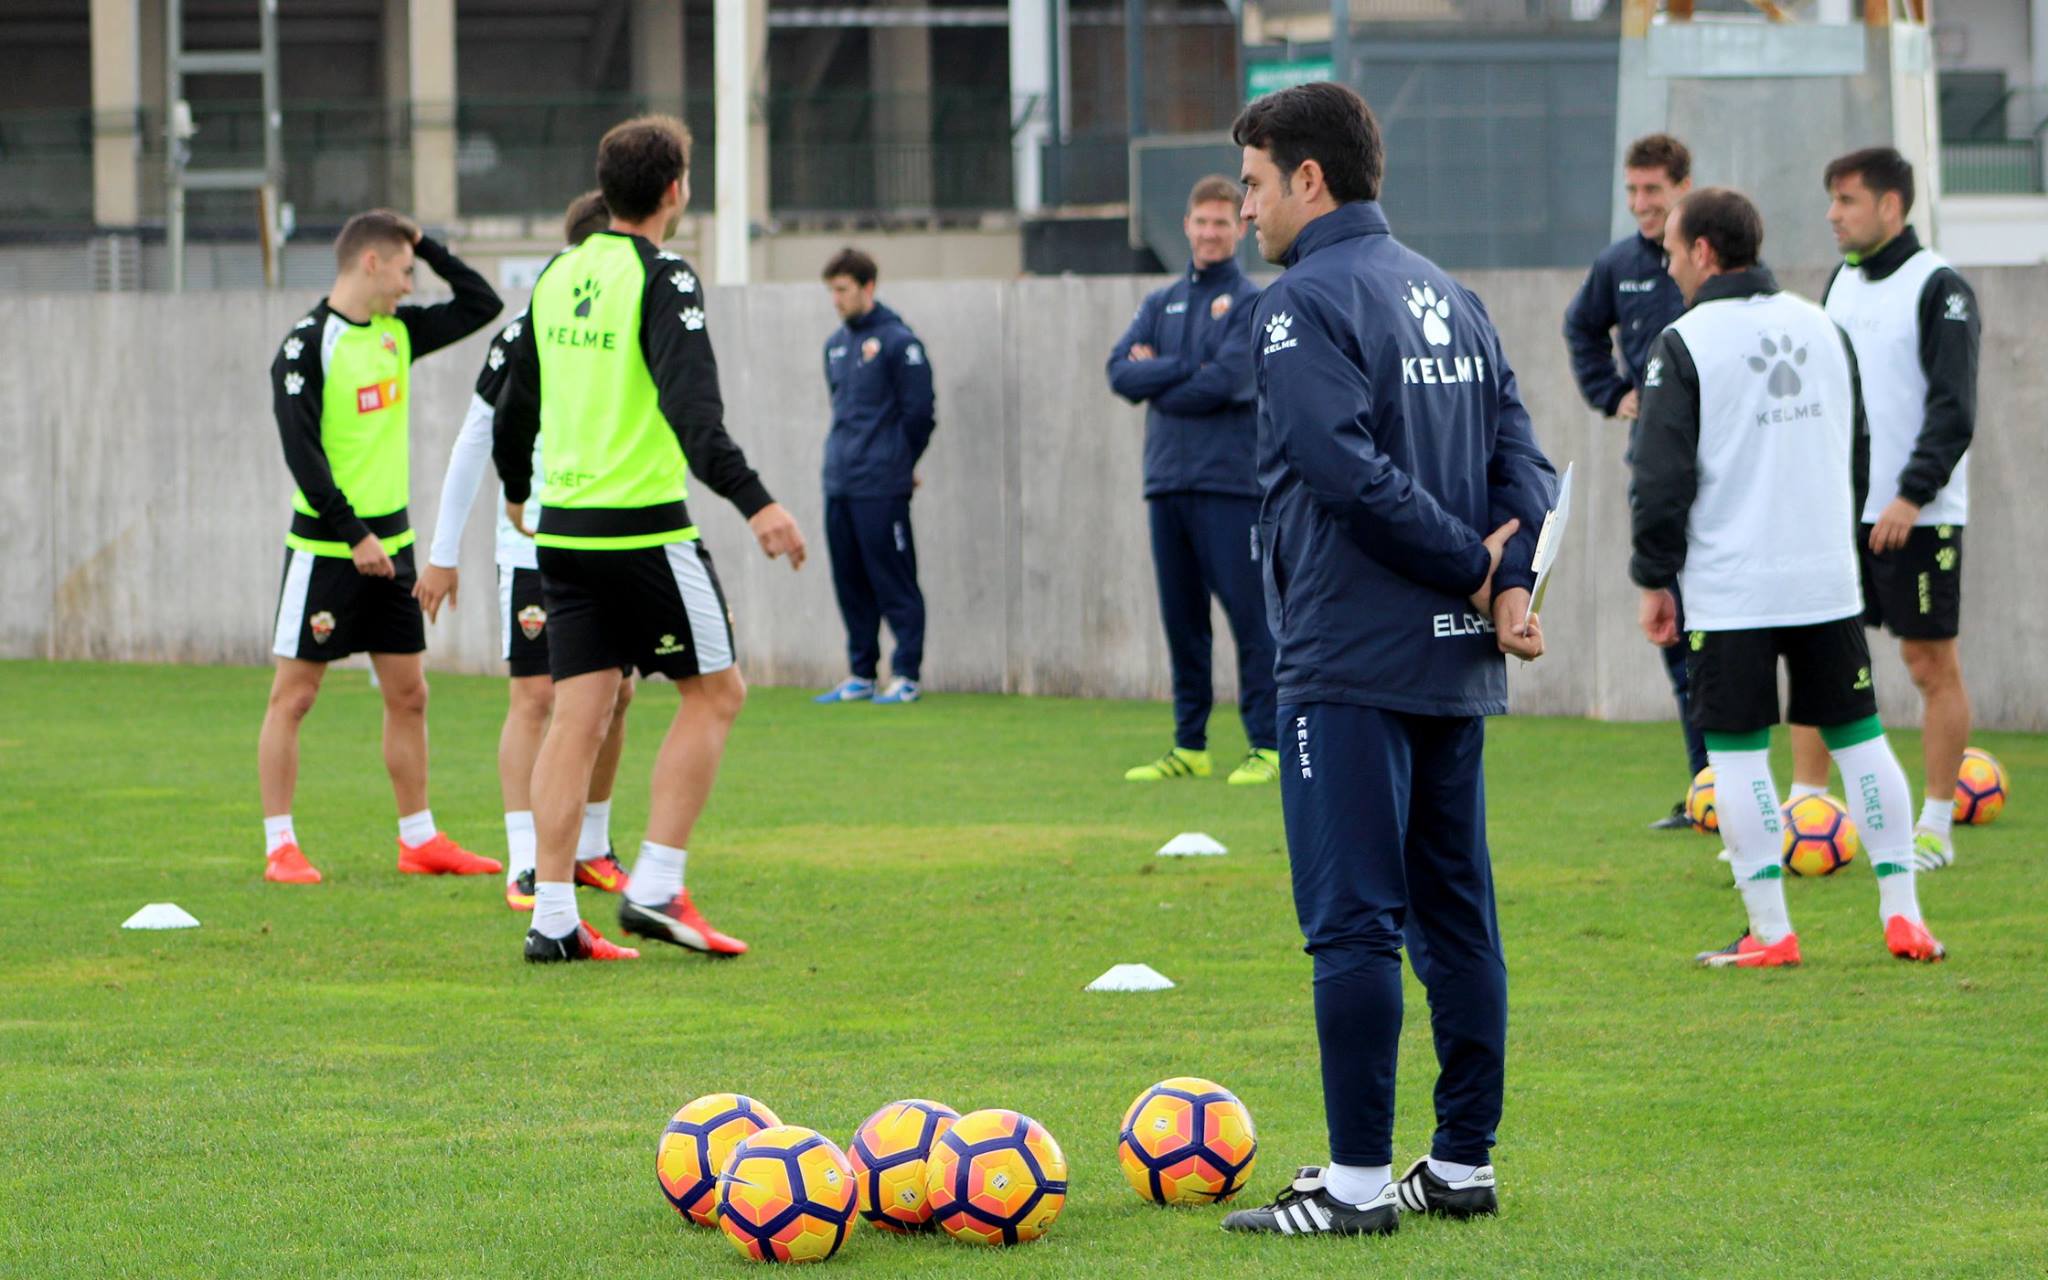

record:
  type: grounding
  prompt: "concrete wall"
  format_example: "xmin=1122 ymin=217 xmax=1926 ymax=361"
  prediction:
xmin=4 ymin=265 xmax=2044 ymax=729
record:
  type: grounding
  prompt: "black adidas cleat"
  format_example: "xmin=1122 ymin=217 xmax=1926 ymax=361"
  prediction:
xmin=1219 ymin=1167 xmax=1398 ymax=1237
xmin=1394 ymin=1158 xmax=1498 ymax=1218
xmin=1650 ymin=800 xmax=1693 ymax=831
xmin=523 ymin=922 xmax=640 ymax=963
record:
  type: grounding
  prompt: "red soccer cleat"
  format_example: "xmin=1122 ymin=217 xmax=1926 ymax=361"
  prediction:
xmin=264 ymin=842 xmax=323 ymax=884
xmin=1696 ymin=931 xmax=1802 ymax=968
xmin=574 ymin=851 xmax=628 ymax=893
xmin=618 ymin=890 xmax=749 ymax=955
xmin=397 ymin=833 xmax=503 ymax=877
xmin=1885 ymin=916 xmax=1948 ymax=963
xmin=506 ymin=868 xmax=535 ymax=912
xmin=524 ymin=921 xmax=640 ymax=963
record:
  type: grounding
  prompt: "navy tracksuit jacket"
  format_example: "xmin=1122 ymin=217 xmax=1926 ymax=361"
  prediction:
xmin=1107 ymin=257 xmax=1277 ymax=752
xmin=823 ymin=302 xmax=935 ymax=682
xmin=1254 ymin=202 xmax=1556 ymax=1169
xmin=1563 ymin=232 xmax=1706 ymax=780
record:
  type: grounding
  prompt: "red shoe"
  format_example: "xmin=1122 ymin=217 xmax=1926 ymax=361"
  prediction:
xmin=618 ymin=890 xmax=749 ymax=955
xmin=524 ymin=921 xmax=640 ymax=963
xmin=1696 ymin=931 xmax=1801 ymax=968
xmin=264 ymin=842 xmax=322 ymax=884
xmin=397 ymin=833 xmax=503 ymax=876
xmin=574 ymin=850 xmax=628 ymax=893
xmin=1885 ymin=916 xmax=1948 ymax=962
xmin=506 ymin=868 xmax=535 ymax=912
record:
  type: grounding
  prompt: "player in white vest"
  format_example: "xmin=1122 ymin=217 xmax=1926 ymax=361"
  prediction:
xmin=1630 ymin=188 xmax=1946 ymax=967
xmin=415 ymin=192 xmax=638 ymax=912
xmin=1786 ymin=148 xmax=1980 ymax=873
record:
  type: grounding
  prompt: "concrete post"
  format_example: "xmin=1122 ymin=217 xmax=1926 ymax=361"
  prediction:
xmin=714 ymin=0 xmax=759 ymax=282
xmin=408 ymin=0 xmax=458 ymax=225
xmin=90 ymin=0 xmax=143 ymax=229
xmin=871 ymin=0 xmax=934 ymax=211
xmin=633 ymin=0 xmax=687 ymax=115
xmin=1008 ymin=0 xmax=1050 ymax=212
xmin=382 ymin=0 xmax=410 ymax=208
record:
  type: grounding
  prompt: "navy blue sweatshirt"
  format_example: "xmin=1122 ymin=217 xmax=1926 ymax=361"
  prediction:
xmin=823 ymin=302 xmax=936 ymax=499
xmin=1563 ymin=230 xmax=1685 ymax=416
xmin=1106 ymin=257 xmax=1262 ymax=498
xmin=1252 ymin=202 xmax=1557 ymax=717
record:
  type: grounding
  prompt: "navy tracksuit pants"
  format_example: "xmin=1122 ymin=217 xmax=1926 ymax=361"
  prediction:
xmin=825 ymin=495 xmax=925 ymax=682
xmin=1278 ymin=702 xmax=1506 ymax=1169
xmin=1149 ymin=493 xmax=1277 ymax=752
xmin=1665 ymin=582 xmax=1709 ymax=778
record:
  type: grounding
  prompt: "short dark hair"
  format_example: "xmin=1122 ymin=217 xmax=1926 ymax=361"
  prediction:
xmin=1187 ymin=174 xmax=1240 ymax=210
xmin=562 ymin=190 xmax=609 ymax=245
xmin=821 ymin=246 xmax=877 ymax=287
xmin=1824 ymin=146 xmax=1915 ymax=217
xmin=1672 ymin=187 xmax=1763 ymax=271
xmin=334 ymin=209 xmax=417 ymax=269
xmin=1624 ymin=133 xmax=1691 ymax=185
xmin=1230 ymin=81 xmax=1383 ymax=203
xmin=596 ymin=115 xmax=691 ymax=221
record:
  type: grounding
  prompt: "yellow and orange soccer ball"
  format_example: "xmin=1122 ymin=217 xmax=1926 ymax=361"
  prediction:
xmin=715 ymin=1124 xmax=860 ymax=1264
xmin=1687 ymin=766 xmax=1719 ymax=834
xmin=1953 ymin=747 xmax=2008 ymax=826
xmin=657 ymin=1093 xmax=783 ymax=1228
xmin=1780 ymin=794 xmax=1860 ymax=877
xmin=924 ymin=1108 xmax=1069 ymax=1246
xmin=1117 ymin=1077 xmax=1258 ymax=1205
xmin=847 ymin=1098 xmax=959 ymax=1233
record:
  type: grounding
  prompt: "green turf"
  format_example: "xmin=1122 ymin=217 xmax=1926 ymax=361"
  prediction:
xmin=1 ymin=660 xmax=2042 ymax=1277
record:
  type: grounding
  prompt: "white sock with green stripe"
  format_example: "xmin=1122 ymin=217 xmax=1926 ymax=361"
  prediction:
xmin=1825 ymin=723 xmax=1921 ymax=924
xmin=1708 ymin=741 xmax=1793 ymax=944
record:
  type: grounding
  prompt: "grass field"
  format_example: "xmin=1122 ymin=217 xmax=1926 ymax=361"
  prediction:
xmin=1 ymin=660 xmax=2043 ymax=1278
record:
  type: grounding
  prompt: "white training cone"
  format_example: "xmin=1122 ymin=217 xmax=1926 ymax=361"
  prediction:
xmin=1086 ymin=963 xmax=1175 ymax=992
xmin=122 ymin=903 xmax=200 ymax=930
xmin=1156 ymin=832 xmax=1227 ymax=857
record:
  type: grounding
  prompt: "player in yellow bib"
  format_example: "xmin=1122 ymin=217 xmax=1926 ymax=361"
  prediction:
xmin=260 ymin=210 xmax=504 ymax=884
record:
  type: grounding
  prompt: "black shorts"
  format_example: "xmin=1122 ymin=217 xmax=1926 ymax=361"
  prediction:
xmin=1685 ymin=616 xmax=1878 ymax=735
xmin=537 ymin=539 xmax=736 ymax=682
xmin=1860 ymin=523 xmax=1962 ymax=640
xmin=272 ymin=544 xmax=425 ymax=661
xmin=498 ymin=566 xmax=552 ymax=678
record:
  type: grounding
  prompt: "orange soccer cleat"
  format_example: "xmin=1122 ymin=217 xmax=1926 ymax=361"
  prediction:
xmin=573 ymin=851 xmax=628 ymax=893
xmin=1695 ymin=931 xmax=1802 ymax=969
xmin=397 ymin=833 xmax=503 ymax=877
xmin=506 ymin=868 xmax=536 ymax=912
xmin=264 ymin=842 xmax=323 ymax=884
xmin=1885 ymin=916 xmax=1948 ymax=963
xmin=618 ymin=891 xmax=749 ymax=955
xmin=524 ymin=922 xmax=640 ymax=963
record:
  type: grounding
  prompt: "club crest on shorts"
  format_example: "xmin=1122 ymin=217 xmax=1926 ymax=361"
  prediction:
xmin=309 ymin=611 xmax=336 ymax=644
xmin=861 ymin=337 xmax=882 ymax=362
xmin=1210 ymin=293 xmax=1232 ymax=320
xmin=517 ymin=604 xmax=546 ymax=640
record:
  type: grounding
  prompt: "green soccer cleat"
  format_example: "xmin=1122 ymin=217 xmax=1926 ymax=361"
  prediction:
xmin=1912 ymin=829 xmax=1955 ymax=872
xmin=1125 ymin=747 xmax=1211 ymax=782
xmin=1227 ymin=749 xmax=1281 ymax=786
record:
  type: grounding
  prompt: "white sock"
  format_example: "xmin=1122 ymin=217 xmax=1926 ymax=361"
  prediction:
xmin=1712 ymin=747 xmax=1793 ymax=944
xmin=1427 ymin=1157 xmax=1482 ymax=1182
xmin=532 ymin=881 xmax=579 ymax=939
xmin=398 ymin=809 xmax=436 ymax=847
xmin=1324 ymin=1163 xmax=1392 ymax=1206
xmin=1918 ymin=797 xmax=1953 ymax=839
xmin=1788 ymin=781 xmax=1827 ymax=802
xmin=626 ymin=840 xmax=687 ymax=906
xmin=1830 ymin=735 xmax=1921 ymax=923
xmin=263 ymin=814 xmax=295 ymax=856
xmin=578 ymin=800 xmax=613 ymax=861
xmin=504 ymin=811 xmax=536 ymax=882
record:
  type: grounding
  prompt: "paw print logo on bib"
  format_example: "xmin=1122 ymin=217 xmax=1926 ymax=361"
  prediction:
xmin=1746 ymin=334 xmax=1806 ymax=399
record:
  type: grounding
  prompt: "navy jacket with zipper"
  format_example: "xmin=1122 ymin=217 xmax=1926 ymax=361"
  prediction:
xmin=1253 ymin=202 xmax=1557 ymax=718
xmin=1106 ymin=257 xmax=1262 ymax=498
xmin=1563 ymin=230 xmax=1685 ymax=416
xmin=823 ymin=302 xmax=936 ymax=499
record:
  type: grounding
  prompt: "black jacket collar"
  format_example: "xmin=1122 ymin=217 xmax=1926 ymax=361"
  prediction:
xmin=1281 ymin=201 xmax=1392 ymax=268
xmin=1688 ymin=265 xmax=1779 ymax=309
xmin=1846 ymin=225 xmax=1923 ymax=282
xmin=1187 ymin=256 xmax=1243 ymax=289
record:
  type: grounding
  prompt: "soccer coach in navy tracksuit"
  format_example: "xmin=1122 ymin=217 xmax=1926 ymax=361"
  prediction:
xmin=1107 ymin=174 xmax=1279 ymax=787
xmin=813 ymin=248 xmax=936 ymax=706
xmin=1217 ymin=83 xmax=1556 ymax=1239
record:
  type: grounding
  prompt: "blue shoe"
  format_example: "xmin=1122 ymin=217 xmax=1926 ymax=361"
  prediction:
xmin=813 ymin=677 xmax=875 ymax=704
xmin=874 ymin=678 xmax=921 ymax=705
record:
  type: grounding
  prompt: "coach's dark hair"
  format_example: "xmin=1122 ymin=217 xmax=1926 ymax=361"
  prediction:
xmin=563 ymin=190 xmax=609 ymax=245
xmin=1824 ymin=146 xmax=1915 ymax=217
xmin=1187 ymin=174 xmax=1240 ymax=210
xmin=1624 ymin=133 xmax=1691 ymax=185
xmin=1230 ymin=82 xmax=1383 ymax=204
xmin=334 ymin=209 xmax=418 ymax=269
xmin=821 ymin=246 xmax=878 ymax=287
xmin=1671 ymin=187 xmax=1763 ymax=271
xmin=596 ymin=115 xmax=691 ymax=222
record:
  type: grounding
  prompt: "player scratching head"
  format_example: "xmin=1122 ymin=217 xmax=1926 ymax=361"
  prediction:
xmin=1231 ymin=81 xmax=1382 ymax=265
xmin=330 ymin=209 xmax=420 ymax=320
xmin=1824 ymin=146 xmax=1914 ymax=264
xmin=1663 ymin=187 xmax=1762 ymax=306
xmin=597 ymin=114 xmax=692 ymax=242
